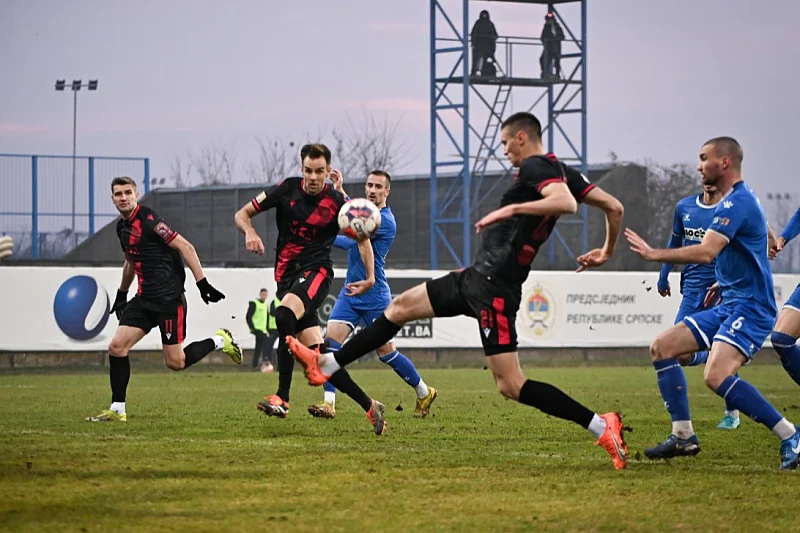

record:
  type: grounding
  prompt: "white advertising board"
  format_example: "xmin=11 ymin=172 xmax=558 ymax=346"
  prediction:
xmin=0 ymin=267 xmax=796 ymax=351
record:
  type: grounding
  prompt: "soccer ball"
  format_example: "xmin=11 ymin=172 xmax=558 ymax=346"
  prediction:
xmin=338 ymin=198 xmax=381 ymax=241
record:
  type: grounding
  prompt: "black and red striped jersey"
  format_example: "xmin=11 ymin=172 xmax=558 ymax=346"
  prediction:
xmin=564 ymin=165 xmax=596 ymax=202
xmin=473 ymin=153 xmax=568 ymax=286
xmin=116 ymin=205 xmax=185 ymax=302
xmin=251 ymin=177 xmax=345 ymax=282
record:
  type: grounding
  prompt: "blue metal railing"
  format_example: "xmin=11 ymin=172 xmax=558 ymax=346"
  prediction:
xmin=0 ymin=154 xmax=150 ymax=258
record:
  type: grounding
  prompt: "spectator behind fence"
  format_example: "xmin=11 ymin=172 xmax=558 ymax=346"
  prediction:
xmin=246 ymin=288 xmax=278 ymax=373
xmin=540 ymin=11 xmax=564 ymax=79
xmin=470 ymin=10 xmax=498 ymax=77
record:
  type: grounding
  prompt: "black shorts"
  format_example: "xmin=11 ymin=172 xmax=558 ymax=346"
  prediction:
xmin=425 ymin=267 xmax=521 ymax=356
xmin=277 ymin=266 xmax=333 ymax=332
xmin=119 ymin=294 xmax=187 ymax=345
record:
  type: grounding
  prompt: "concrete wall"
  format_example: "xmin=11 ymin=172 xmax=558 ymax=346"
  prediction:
xmin=64 ymin=164 xmax=653 ymax=271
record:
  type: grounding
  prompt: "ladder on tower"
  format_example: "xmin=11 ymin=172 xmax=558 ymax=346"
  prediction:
xmin=472 ymin=84 xmax=512 ymax=207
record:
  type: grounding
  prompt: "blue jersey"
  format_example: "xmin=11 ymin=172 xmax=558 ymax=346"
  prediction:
xmin=780 ymin=206 xmax=800 ymax=244
xmin=334 ymin=206 xmax=396 ymax=307
xmin=658 ymin=194 xmax=719 ymax=294
xmin=706 ymin=181 xmax=776 ymax=314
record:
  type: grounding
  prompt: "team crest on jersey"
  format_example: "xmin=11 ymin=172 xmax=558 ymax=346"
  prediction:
xmin=154 ymin=221 xmax=174 ymax=240
xmin=520 ymin=283 xmax=557 ymax=338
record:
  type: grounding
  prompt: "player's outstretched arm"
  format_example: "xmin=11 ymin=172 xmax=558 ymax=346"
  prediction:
xmin=333 ymin=235 xmax=358 ymax=250
xmin=575 ymin=187 xmax=624 ymax=272
xmin=475 ymin=182 xmax=577 ymax=232
xmin=625 ymin=227 xmax=726 ymax=265
xmin=345 ymin=239 xmax=376 ymax=296
xmin=168 ymin=235 xmax=225 ymax=304
xmin=110 ymin=258 xmax=135 ymax=319
xmin=656 ymin=233 xmax=682 ymax=296
xmin=120 ymin=258 xmax=135 ymax=291
xmin=234 ymin=202 xmax=265 ymax=256
xmin=777 ymin=207 xmax=800 ymax=251
xmin=169 ymin=235 xmax=206 ymax=283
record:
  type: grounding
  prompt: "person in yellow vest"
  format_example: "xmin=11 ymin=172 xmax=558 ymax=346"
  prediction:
xmin=246 ymin=289 xmax=276 ymax=372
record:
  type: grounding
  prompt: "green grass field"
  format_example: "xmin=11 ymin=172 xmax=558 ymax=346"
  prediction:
xmin=1 ymin=365 xmax=799 ymax=533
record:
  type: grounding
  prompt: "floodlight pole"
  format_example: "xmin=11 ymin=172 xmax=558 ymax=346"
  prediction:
xmin=71 ymin=88 xmax=78 ymax=242
xmin=56 ymin=79 xmax=97 ymax=247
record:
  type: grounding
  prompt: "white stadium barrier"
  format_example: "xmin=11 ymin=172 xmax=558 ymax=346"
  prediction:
xmin=0 ymin=266 xmax=796 ymax=351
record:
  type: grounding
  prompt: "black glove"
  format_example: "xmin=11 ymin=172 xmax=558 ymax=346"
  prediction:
xmin=197 ymin=278 xmax=225 ymax=304
xmin=109 ymin=290 xmax=128 ymax=320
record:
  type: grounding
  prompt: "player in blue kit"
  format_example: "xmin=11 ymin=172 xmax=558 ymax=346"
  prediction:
xmin=656 ymin=184 xmax=742 ymax=430
xmin=770 ymin=206 xmax=800 ymax=387
xmin=626 ymin=137 xmax=800 ymax=470
xmin=308 ymin=170 xmax=437 ymax=419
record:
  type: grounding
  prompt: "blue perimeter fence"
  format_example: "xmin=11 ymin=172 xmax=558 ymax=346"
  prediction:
xmin=0 ymin=154 xmax=150 ymax=258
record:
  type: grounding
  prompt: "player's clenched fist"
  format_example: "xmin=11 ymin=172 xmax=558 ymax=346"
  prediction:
xmin=245 ymin=230 xmax=265 ymax=256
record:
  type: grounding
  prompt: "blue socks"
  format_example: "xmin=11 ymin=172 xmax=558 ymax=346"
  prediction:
xmin=772 ymin=332 xmax=800 ymax=387
xmin=322 ymin=343 xmax=422 ymax=394
xmin=715 ymin=375 xmax=782 ymax=429
xmin=379 ymin=350 xmax=421 ymax=387
xmin=322 ymin=339 xmax=342 ymax=394
xmin=685 ymin=351 xmax=709 ymax=366
xmin=653 ymin=359 xmax=691 ymax=422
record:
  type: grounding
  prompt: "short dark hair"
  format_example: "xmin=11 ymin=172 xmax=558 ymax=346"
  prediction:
xmin=501 ymin=112 xmax=542 ymax=141
xmin=300 ymin=143 xmax=332 ymax=165
xmin=368 ymin=170 xmax=392 ymax=187
xmin=111 ymin=176 xmax=137 ymax=191
xmin=259 ymin=288 xmax=268 ymax=293
xmin=704 ymin=136 xmax=743 ymax=169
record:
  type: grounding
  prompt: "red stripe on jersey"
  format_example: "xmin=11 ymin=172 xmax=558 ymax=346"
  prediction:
xmin=305 ymin=196 xmax=339 ymax=227
xmin=306 ymin=267 xmax=328 ymax=301
xmin=492 ymin=297 xmax=510 ymax=345
xmin=129 ymin=217 xmax=144 ymax=294
xmin=577 ymin=183 xmax=596 ymax=202
xmin=275 ymin=242 xmax=304 ymax=282
xmin=251 ymin=198 xmax=263 ymax=212
xmin=536 ymin=177 xmax=565 ymax=193
xmin=177 ymin=303 xmax=186 ymax=344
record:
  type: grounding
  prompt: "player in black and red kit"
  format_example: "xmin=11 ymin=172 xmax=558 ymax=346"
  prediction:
xmin=289 ymin=114 xmax=630 ymax=468
xmin=234 ymin=143 xmax=388 ymax=434
xmin=86 ymin=176 xmax=242 ymax=423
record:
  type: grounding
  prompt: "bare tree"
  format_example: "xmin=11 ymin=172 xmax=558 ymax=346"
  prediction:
xmin=190 ymin=143 xmax=238 ymax=186
xmin=330 ymin=110 xmax=412 ymax=179
xmin=248 ymin=136 xmax=297 ymax=185
xmin=169 ymin=152 xmax=193 ymax=188
xmin=644 ymin=160 xmax=700 ymax=245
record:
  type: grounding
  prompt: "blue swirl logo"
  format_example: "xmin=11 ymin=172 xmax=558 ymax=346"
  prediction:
xmin=53 ymin=275 xmax=110 ymax=341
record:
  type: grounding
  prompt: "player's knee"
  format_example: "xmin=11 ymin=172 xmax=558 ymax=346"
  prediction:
xmin=164 ymin=358 xmax=184 ymax=371
xmin=274 ymin=306 xmax=297 ymax=332
xmin=386 ymin=294 xmax=413 ymax=323
xmin=495 ymin=376 xmax=522 ymax=400
xmin=108 ymin=338 xmax=128 ymax=357
xmin=649 ymin=337 xmax=666 ymax=362
xmin=702 ymin=366 xmax=726 ymax=391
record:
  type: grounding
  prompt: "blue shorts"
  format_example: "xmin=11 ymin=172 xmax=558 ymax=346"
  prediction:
xmin=785 ymin=284 xmax=800 ymax=313
xmin=683 ymin=299 xmax=776 ymax=360
xmin=674 ymin=291 xmax=707 ymax=324
xmin=328 ymin=293 xmax=391 ymax=331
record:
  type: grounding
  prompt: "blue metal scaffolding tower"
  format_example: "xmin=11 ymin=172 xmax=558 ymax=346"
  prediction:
xmin=429 ymin=0 xmax=589 ymax=269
